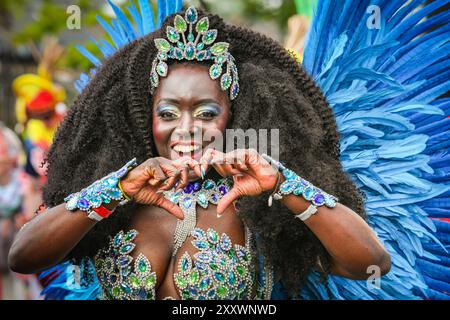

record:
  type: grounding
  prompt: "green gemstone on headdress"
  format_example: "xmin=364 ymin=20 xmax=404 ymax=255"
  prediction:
xmin=185 ymin=43 xmax=196 ymax=60
xmin=196 ymin=17 xmax=209 ymax=34
xmin=211 ymin=42 xmax=229 ymax=56
xmin=209 ymin=64 xmax=222 ymax=80
xmin=155 ymin=38 xmax=171 ymax=53
xmin=167 ymin=26 xmax=180 ymax=43
xmin=185 ymin=7 xmax=198 ymax=24
xmin=216 ymin=55 xmax=226 ymax=64
xmin=196 ymin=50 xmax=208 ymax=61
xmin=202 ymin=29 xmax=217 ymax=45
xmin=177 ymin=41 xmax=185 ymax=50
xmin=156 ymin=61 xmax=168 ymax=77
xmin=174 ymin=48 xmax=184 ymax=60
xmin=221 ymin=74 xmax=232 ymax=90
xmin=187 ymin=33 xmax=195 ymax=42
xmin=158 ymin=52 xmax=167 ymax=60
xmin=174 ymin=15 xmax=187 ymax=32
xmin=196 ymin=42 xmax=205 ymax=51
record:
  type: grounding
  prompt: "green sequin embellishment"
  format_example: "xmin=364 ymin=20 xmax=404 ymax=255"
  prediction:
xmin=94 ymin=230 xmax=157 ymax=300
xmin=152 ymin=6 xmax=239 ymax=100
xmin=173 ymin=227 xmax=255 ymax=300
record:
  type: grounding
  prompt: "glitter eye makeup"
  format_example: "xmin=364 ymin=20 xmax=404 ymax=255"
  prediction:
xmin=156 ymin=105 xmax=181 ymax=120
xmin=192 ymin=104 xmax=222 ymax=120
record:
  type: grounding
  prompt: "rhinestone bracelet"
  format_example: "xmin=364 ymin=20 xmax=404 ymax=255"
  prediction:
xmin=64 ymin=158 xmax=138 ymax=217
xmin=262 ymin=154 xmax=338 ymax=208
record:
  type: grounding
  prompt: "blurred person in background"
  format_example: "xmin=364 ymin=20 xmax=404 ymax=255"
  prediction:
xmin=0 ymin=122 xmax=41 ymax=299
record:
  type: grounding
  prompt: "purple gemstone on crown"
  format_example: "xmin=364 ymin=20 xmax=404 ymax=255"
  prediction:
xmin=313 ymin=193 xmax=325 ymax=206
xmin=193 ymin=182 xmax=201 ymax=192
xmin=211 ymin=194 xmax=219 ymax=202
xmin=218 ymin=185 xmax=229 ymax=195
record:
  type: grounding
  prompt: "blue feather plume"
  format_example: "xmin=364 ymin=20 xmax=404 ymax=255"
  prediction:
xmin=297 ymin=0 xmax=450 ymax=300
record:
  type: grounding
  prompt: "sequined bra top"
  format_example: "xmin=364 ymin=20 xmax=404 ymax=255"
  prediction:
xmin=94 ymin=226 xmax=273 ymax=300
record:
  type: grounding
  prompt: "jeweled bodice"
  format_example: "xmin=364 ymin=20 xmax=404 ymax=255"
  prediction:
xmin=94 ymin=227 xmax=272 ymax=300
xmin=173 ymin=227 xmax=254 ymax=299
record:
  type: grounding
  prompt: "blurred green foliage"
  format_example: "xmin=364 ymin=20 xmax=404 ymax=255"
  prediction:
xmin=3 ymin=0 xmax=303 ymax=73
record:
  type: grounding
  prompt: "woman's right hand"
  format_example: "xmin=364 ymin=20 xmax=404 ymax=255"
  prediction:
xmin=119 ymin=157 xmax=202 ymax=219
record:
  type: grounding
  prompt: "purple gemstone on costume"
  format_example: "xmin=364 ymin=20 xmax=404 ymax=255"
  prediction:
xmin=77 ymin=198 xmax=90 ymax=210
xmin=211 ymin=194 xmax=219 ymax=202
xmin=184 ymin=183 xmax=194 ymax=194
xmin=313 ymin=193 xmax=325 ymax=206
xmin=234 ymin=202 xmax=241 ymax=210
xmin=182 ymin=197 xmax=193 ymax=209
xmin=193 ymin=182 xmax=201 ymax=192
xmin=218 ymin=185 xmax=229 ymax=195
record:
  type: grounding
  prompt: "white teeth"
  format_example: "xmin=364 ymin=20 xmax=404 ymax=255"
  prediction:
xmin=173 ymin=145 xmax=200 ymax=153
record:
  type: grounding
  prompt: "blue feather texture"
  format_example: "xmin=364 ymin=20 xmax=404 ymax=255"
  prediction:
xmin=300 ymin=0 xmax=450 ymax=300
xmin=74 ymin=0 xmax=181 ymax=92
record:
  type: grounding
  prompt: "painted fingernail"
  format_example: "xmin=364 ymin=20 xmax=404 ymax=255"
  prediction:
xmin=200 ymin=165 xmax=205 ymax=179
xmin=156 ymin=189 xmax=164 ymax=194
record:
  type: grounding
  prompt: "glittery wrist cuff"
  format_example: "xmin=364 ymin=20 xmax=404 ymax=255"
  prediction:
xmin=262 ymin=154 xmax=338 ymax=208
xmin=64 ymin=158 xmax=138 ymax=214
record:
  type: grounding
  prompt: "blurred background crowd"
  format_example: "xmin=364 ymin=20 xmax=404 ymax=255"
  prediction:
xmin=0 ymin=0 xmax=313 ymax=300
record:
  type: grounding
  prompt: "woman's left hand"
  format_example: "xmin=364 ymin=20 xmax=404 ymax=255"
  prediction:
xmin=199 ymin=149 xmax=279 ymax=215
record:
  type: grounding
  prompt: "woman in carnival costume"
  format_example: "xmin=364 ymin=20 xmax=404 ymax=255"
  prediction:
xmin=9 ymin=0 xmax=449 ymax=300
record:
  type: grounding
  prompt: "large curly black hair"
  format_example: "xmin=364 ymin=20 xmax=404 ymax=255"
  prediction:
xmin=43 ymin=9 xmax=365 ymax=298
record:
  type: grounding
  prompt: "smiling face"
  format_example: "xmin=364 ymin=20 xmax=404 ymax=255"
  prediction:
xmin=152 ymin=63 xmax=231 ymax=170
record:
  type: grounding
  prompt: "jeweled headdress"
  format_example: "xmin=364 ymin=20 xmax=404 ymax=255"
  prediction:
xmin=151 ymin=6 xmax=239 ymax=100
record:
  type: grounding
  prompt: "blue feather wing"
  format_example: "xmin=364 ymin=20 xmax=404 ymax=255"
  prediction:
xmin=38 ymin=259 xmax=102 ymax=300
xmin=74 ymin=0 xmax=182 ymax=92
xmin=302 ymin=0 xmax=450 ymax=300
